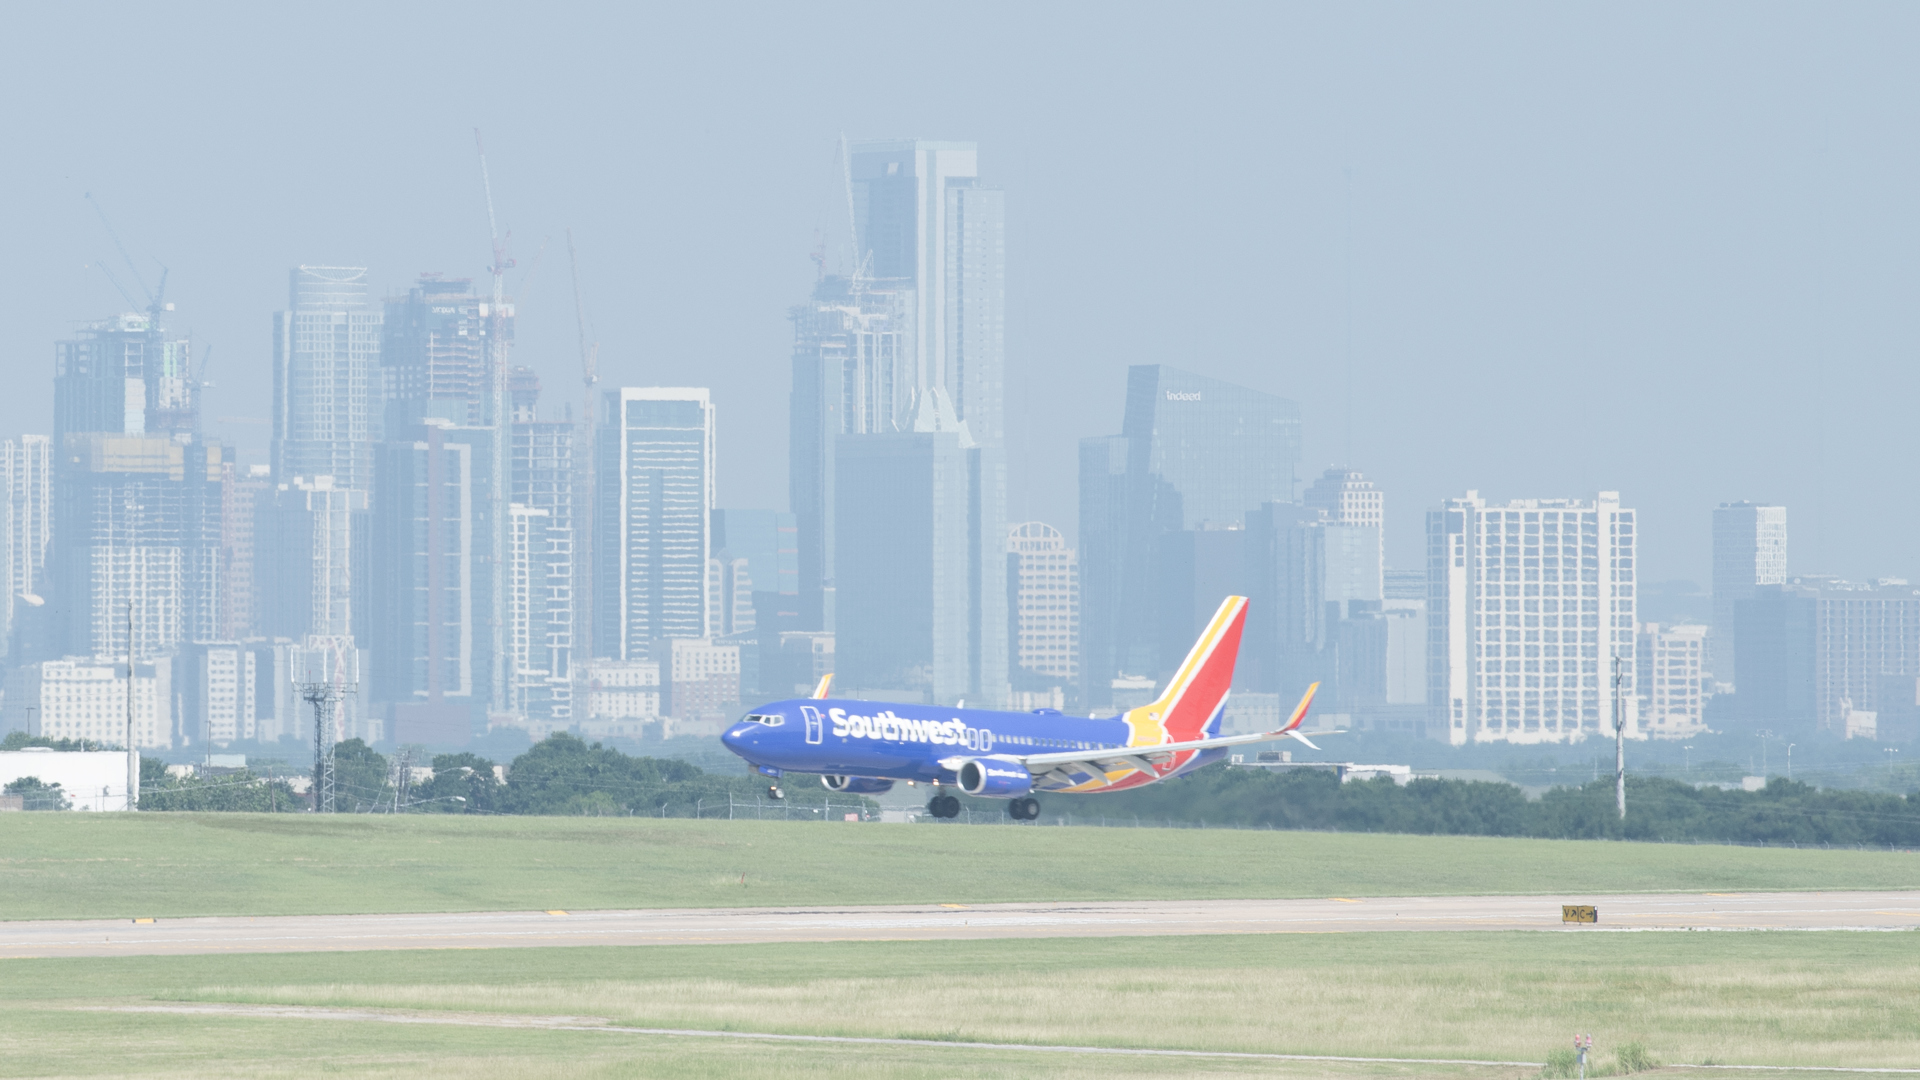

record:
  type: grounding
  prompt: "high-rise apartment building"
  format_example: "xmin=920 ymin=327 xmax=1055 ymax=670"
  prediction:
xmin=1427 ymin=491 xmax=1639 ymax=745
xmin=2 ymin=436 xmax=52 ymax=654
xmin=594 ymin=388 xmax=714 ymax=661
xmin=507 ymin=368 xmax=575 ymax=724
xmin=369 ymin=419 xmax=499 ymax=744
xmin=1007 ymin=522 xmax=1077 ymax=688
xmin=381 ymin=275 xmax=495 ymax=429
xmin=54 ymin=311 xmax=197 ymax=445
xmin=1734 ymin=579 xmax=1920 ymax=738
xmin=48 ymin=436 xmax=226 ymax=667
xmin=4 ymin=436 xmax=52 ymax=602
xmin=218 ymin=464 xmax=271 ymax=640
xmin=709 ymin=508 xmax=799 ymax=638
xmin=1711 ymin=502 xmax=1787 ymax=683
xmin=272 ymin=267 xmax=383 ymax=490
xmin=1079 ymin=365 xmax=1300 ymax=704
xmin=1637 ymin=622 xmax=1708 ymax=738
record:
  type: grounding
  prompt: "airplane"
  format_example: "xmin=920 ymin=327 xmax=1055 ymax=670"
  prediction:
xmin=720 ymin=595 xmax=1322 ymax=820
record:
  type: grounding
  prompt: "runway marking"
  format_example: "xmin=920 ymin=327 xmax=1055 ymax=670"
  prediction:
xmin=545 ymin=911 xmax=568 ymax=916
xmin=78 ymin=1003 xmax=1548 ymax=1067
xmin=1331 ymin=898 xmax=1362 ymax=903
xmin=939 ymin=904 xmax=968 ymax=909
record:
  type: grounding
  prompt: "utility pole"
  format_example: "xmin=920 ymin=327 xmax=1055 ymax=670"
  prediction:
xmin=1612 ymin=653 xmax=1625 ymax=821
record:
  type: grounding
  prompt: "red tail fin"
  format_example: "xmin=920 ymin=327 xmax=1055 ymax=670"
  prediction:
xmin=1152 ymin=596 xmax=1248 ymax=742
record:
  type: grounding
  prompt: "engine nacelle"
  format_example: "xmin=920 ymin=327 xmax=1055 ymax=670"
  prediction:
xmin=955 ymin=757 xmax=1034 ymax=798
xmin=821 ymin=775 xmax=895 ymax=795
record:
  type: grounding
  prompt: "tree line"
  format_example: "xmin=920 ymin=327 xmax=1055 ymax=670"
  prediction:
xmin=1 ymin=732 xmax=864 ymax=817
xmin=1055 ymin=765 xmax=1920 ymax=847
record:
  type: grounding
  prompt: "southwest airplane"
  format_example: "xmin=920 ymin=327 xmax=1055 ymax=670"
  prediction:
xmin=721 ymin=596 xmax=1320 ymax=819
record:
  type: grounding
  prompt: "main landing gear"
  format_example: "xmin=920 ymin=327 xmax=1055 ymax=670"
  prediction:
xmin=1006 ymin=797 xmax=1040 ymax=821
xmin=927 ymin=794 xmax=960 ymax=818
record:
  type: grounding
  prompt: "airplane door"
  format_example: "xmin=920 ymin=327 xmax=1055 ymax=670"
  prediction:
xmin=801 ymin=706 xmax=823 ymax=745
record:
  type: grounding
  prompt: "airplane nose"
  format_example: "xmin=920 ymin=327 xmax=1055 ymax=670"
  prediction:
xmin=722 ymin=725 xmax=750 ymax=751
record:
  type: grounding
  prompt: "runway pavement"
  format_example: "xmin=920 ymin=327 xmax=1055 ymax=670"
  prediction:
xmin=4 ymin=890 xmax=1918 ymax=959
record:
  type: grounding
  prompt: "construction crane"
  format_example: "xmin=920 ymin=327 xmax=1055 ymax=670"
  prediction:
xmin=566 ymin=228 xmax=599 ymax=417
xmin=567 ymin=227 xmax=599 ymax=663
xmin=474 ymin=129 xmax=514 ymax=715
xmin=474 ymin=129 xmax=515 ymax=304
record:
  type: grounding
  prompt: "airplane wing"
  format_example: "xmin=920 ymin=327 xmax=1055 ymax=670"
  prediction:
xmin=961 ymin=683 xmax=1330 ymax=788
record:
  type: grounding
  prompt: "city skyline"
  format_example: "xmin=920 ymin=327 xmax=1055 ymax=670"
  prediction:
xmin=11 ymin=6 xmax=1918 ymax=592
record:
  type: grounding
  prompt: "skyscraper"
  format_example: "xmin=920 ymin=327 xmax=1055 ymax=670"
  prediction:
xmin=1428 ymin=491 xmax=1639 ymax=745
xmin=49 ymin=304 xmax=221 ymax=689
xmin=381 ymin=275 xmax=494 ymax=430
xmin=594 ymin=388 xmax=715 ymax=662
xmin=272 ymin=267 xmax=383 ymax=490
xmin=1007 ymin=522 xmax=1078 ymax=689
xmin=1711 ymin=502 xmax=1787 ymax=684
xmin=256 ymin=474 xmax=373 ymax=742
xmin=3 ymin=436 xmax=52 ymax=653
xmin=369 ymin=419 xmax=498 ymax=744
xmin=848 ymin=139 xmax=1005 ymax=446
xmin=4 ymin=436 xmax=51 ymax=603
xmin=378 ymin=275 xmax=514 ymax=727
xmin=48 ymin=435 xmax=227 ymax=668
xmin=508 ymin=367 xmax=576 ymax=724
xmin=55 ymin=310 xmax=196 ymax=445
xmin=789 ymin=277 xmax=911 ymax=631
xmin=834 ymin=427 xmax=973 ymax=701
xmin=1078 ymin=365 xmax=1301 ymax=704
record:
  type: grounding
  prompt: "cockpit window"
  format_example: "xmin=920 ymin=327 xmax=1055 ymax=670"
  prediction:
xmin=740 ymin=713 xmax=784 ymax=726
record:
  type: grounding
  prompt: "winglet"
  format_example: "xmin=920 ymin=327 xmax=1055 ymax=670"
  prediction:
xmin=811 ymin=673 xmax=833 ymax=699
xmin=1282 ymin=682 xmax=1319 ymax=732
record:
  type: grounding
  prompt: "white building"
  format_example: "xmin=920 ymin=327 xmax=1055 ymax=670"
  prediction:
xmin=178 ymin=641 xmax=257 ymax=744
xmin=6 ymin=658 xmax=172 ymax=749
xmin=1637 ymin=623 xmax=1707 ymax=738
xmin=1007 ymin=521 xmax=1078 ymax=685
xmin=1428 ymin=491 xmax=1640 ymax=745
xmin=1711 ymin=502 xmax=1787 ymax=684
xmin=0 ymin=749 xmax=133 ymax=811
xmin=656 ymin=637 xmax=741 ymax=719
xmin=580 ymin=659 xmax=661 ymax=726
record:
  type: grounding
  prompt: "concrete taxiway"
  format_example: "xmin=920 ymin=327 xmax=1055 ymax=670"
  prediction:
xmin=3 ymin=890 xmax=1918 ymax=958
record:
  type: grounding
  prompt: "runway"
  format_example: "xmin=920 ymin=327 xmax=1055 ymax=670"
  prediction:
xmin=5 ymin=891 xmax=1917 ymax=959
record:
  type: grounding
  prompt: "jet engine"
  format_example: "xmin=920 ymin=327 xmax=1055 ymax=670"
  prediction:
xmin=821 ymin=775 xmax=895 ymax=795
xmin=955 ymin=758 xmax=1034 ymax=798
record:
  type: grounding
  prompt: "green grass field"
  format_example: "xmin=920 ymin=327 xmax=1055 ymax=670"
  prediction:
xmin=2 ymin=932 xmax=1916 ymax=1077
xmin=4 ymin=813 xmax=1919 ymax=920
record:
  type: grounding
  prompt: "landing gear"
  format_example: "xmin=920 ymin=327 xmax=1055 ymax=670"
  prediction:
xmin=927 ymin=794 xmax=960 ymax=818
xmin=1008 ymin=797 xmax=1040 ymax=821
xmin=768 ymin=784 xmax=785 ymax=800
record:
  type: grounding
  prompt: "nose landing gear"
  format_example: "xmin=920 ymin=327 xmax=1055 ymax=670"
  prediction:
xmin=768 ymin=784 xmax=785 ymax=800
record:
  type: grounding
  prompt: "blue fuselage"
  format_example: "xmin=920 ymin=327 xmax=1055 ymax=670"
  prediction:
xmin=720 ymin=697 xmax=1226 ymax=790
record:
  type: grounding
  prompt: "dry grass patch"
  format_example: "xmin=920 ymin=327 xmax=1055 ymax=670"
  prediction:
xmin=167 ymin=932 xmax=1920 ymax=1069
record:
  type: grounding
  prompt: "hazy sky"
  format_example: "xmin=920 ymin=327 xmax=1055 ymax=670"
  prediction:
xmin=7 ymin=3 xmax=1919 ymax=587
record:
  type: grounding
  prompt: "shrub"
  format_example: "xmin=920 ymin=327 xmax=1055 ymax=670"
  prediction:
xmin=1615 ymin=1041 xmax=1656 ymax=1074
